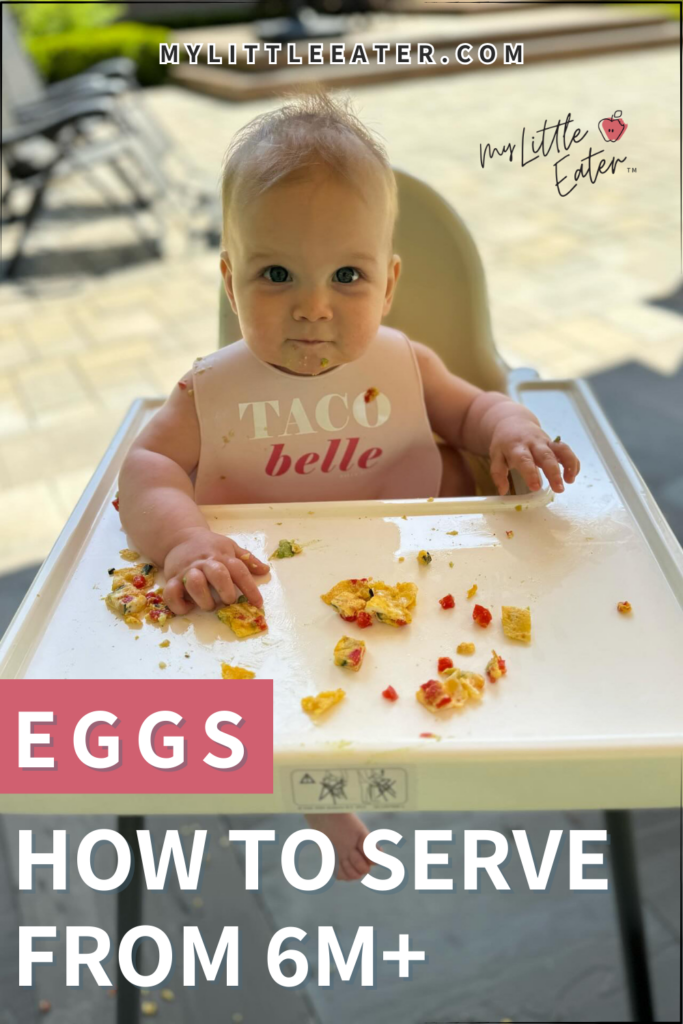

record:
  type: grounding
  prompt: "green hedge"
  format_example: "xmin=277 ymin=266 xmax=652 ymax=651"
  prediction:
xmin=27 ymin=22 xmax=173 ymax=87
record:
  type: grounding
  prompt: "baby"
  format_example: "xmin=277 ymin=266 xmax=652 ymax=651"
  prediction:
xmin=119 ymin=91 xmax=580 ymax=882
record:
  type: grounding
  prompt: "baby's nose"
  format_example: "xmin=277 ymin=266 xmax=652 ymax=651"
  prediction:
xmin=293 ymin=287 xmax=333 ymax=321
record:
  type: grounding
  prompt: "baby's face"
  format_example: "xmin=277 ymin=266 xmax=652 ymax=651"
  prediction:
xmin=221 ymin=167 xmax=400 ymax=376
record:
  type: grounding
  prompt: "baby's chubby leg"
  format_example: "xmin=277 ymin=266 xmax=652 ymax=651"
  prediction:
xmin=305 ymin=812 xmax=375 ymax=882
xmin=438 ymin=443 xmax=476 ymax=498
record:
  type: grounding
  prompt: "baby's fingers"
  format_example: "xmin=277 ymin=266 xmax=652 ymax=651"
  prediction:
xmin=489 ymin=450 xmax=510 ymax=496
xmin=203 ymin=560 xmax=237 ymax=607
xmin=508 ymin=445 xmax=541 ymax=492
xmin=163 ymin=576 xmax=195 ymax=616
xmin=184 ymin=566 xmax=215 ymax=611
xmin=228 ymin=558 xmax=265 ymax=608
xmin=551 ymin=440 xmax=580 ymax=483
xmin=233 ymin=544 xmax=270 ymax=576
xmin=531 ymin=444 xmax=564 ymax=493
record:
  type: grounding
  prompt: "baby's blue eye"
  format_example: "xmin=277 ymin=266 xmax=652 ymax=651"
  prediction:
xmin=263 ymin=266 xmax=290 ymax=283
xmin=334 ymin=267 xmax=360 ymax=284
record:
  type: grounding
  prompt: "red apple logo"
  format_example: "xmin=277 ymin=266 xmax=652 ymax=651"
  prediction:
xmin=599 ymin=109 xmax=628 ymax=142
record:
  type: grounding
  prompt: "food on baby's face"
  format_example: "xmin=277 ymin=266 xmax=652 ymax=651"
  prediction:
xmin=417 ymin=668 xmax=485 ymax=712
xmin=501 ymin=605 xmax=531 ymax=643
xmin=472 ymin=604 xmax=492 ymax=628
xmin=467 ymin=584 xmax=477 ymax=599
xmin=506 ymin=531 xmax=514 ymax=539
xmin=301 ymin=688 xmax=346 ymax=717
xmin=216 ymin=599 xmax=268 ymax=637
xmin=271 ymin=539 xmax=302 ymax=559
xmin=366 ymin=581 xmax=417 ymax=627
xmin=417 ymin=550 xmax=432 ymax=565
xmin=364 ymin=387 xmax=379 ymax=403
xmin=439 ymin=594 xmax=455 ymax=609
xmin=334 ymin=636 xmax=366 ymax=671
xmin=221 ymin=663 xmax=255 ymax=679
xmin=457 ymin=642 xmax=476 ymax=655
xmin=382 ymin=685 xmax=399 ymax=701
xmin=486 ymin=650 xmax=507 ymax=682
xmin=617 ymin=601 xmax=632 ymax=615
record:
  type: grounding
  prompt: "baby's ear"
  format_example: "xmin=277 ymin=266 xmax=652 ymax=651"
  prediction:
xmin=220 ymin=251 xmax=238 ymax=314
xmin=383 ymin=254 xmax=401 ymax=315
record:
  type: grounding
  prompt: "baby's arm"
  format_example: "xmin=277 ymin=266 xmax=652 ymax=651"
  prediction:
xmin=413 ymin=342 xmax=580 ymax=495
xmin=118 ymin=373 xmax=269 ymax=614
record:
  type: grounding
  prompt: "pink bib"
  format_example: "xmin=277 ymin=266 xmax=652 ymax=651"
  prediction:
xmin=192 ymin=326 xmax=442 ymax=504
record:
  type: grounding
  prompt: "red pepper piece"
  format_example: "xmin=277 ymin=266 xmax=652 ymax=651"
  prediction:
xmin=421 ymin=679 xmax=442 ymax=701
xmin=347 ymin=647 xmax=361 ymax=665
xmin=420 ymin=732 xmax=436 ymax=738
xmin=148 ymin=608 xmax=161 ymax=621
xmin=439 ymin=594 xmax=455 ymax=609
xmin=146 ymin=592 xmax=162 ymax=605
xmin=132 ymin=575 xmax=146 ymax=589
xmin=357 ymin=611 xmax=373 ymax=628
xmin=396 ymin=619 xmax=407 ymax=626
xmin=341 ymin=612 xmax=358 ymax=622
xmin=178 ymin=380 xmax=187 ymax=389
xmin=438 ymin=656 xmax=453 ymax=673
xmin=436 ymin=696 xmax=451 ymax=708
xmin=112 ymin=497 xmax=120 ymax=511
xmin=382 ymin=685 xmax=399 ymax=701
xmin=472 ymin=604 xmax=492 ymax=627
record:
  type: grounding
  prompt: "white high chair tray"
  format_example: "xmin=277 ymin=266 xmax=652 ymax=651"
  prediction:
xmin=1 ymin=382 xmax=681 ymax=815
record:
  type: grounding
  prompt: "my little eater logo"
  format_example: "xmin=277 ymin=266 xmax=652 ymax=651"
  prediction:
xmin=479 ymin=111 xmax=630 ymax=197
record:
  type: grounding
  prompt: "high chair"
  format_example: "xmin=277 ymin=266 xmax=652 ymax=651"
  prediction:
xmin=3 ymin=170 xmax=677 ymax=1024
xmin=218 ymin=166 xmax=511 ymax=393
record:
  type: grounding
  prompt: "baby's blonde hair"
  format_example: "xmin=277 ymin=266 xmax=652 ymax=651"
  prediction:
xmin=220 ymin=89 xmax=398 ymax=249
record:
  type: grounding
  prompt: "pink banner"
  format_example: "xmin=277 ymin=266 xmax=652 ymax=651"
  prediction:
xmin=0 ymin=679 xmax=273 ymax=794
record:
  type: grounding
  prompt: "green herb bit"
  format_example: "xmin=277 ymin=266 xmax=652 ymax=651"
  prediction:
xmin=107 ymin=568 xmax=115 ymax=576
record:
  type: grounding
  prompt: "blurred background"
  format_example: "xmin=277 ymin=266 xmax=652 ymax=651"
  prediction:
xmin=1 ymin=2 xmax=681 ymax=1021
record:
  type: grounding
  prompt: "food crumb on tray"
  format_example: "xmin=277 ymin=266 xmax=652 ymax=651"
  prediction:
xmin=617 ymin=601 xmax=632 ymax=615
xmin=457 ymin=642 xmax=476 ymax=655
xmin=302 ymin=689 xmax=346 ymax=717
xmin=217 ymin=597 xmax=268 ymax=637
xmin=334 ymin=636 xmax=366 ymax=671
xmin=271 ymin=539 xmax=302 ymax=559
xmin=221 ymin=663 xmax=255 ymax=679
xmin=501 ymin=605 xmax=531 ymax=642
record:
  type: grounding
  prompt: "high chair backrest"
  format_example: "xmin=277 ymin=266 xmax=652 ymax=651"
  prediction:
xmin=218 ymin=166 xmax=509 ymax=392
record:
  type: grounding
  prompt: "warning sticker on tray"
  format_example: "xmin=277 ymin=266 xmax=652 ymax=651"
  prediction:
xmin=285 ymin=766 xmax=412 ymax=811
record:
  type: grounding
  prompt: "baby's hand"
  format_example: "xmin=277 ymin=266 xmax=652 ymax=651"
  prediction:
xmin=489 ymin=417 xmax=580 ymax=496
xmin=163 ymin=528 xmax=270 ymax=615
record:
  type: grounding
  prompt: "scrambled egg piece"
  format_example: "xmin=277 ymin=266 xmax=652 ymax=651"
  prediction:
xmin=417 ymin=550 xmax=432 ymax=565
xmin=105 ymin=562 xmax=162 ymax=627
xmin=333 ymin=636 xmax=366 ymax=671
xmin=501 ymin=605 xmax=531 ymax=643
xmin=221 ymin=663 xmax=256 ymax=679
xmin=271 ymin=539 xmax=302 ymax=559
xmin=467 ymin=584 xmax=477 ymax=599
xmin=486 ymin=650 xmax=507 ymax=682
xmin=216 ymin=598 xmax=268 ymax=637
xmin=119 ymin=548 xmax=140 ymax=562
xmin=366 ymin=581 xmax=418 ymax=627
xmin=301 ymin=689 xmax=346 ymax=717
xmin=416 ymin=668 xmax=485 ymax=713
xmin=617 ymin=601 xmax=632 ymax=614
xmin=457 ymin=642 xmax=476 ymax=655
xmin=321 ymin=578 xmax=374 ymax=620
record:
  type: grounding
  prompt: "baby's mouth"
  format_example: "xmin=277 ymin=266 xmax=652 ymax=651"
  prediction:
xmin=289 ymin=338 xmax=330 ymax=345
